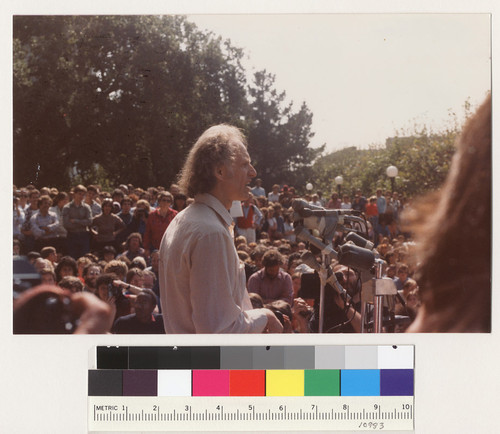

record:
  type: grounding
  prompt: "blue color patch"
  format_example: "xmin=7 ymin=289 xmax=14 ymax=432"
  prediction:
xmin=380 ymin=369 xmax=414 ymax=396
xmin=341 ymin=370 xmax=380 ymax=396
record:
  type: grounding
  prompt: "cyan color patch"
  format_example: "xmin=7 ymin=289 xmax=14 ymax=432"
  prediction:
xmin=341 ymin=370 xmax=380 ymax=396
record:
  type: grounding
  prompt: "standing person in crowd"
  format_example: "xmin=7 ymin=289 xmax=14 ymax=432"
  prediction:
xmin=391 ymin=192 xmax=401 ymax=224
xmin=407 ymin=94 xmax=491 ymax=332
xmin=85 ymin=185 xmax=102 ymax=217
xmin=17 ymin=189 xmax=29 ymax=211
xmin=159 ymin=124 xmax=282 ymax=333
xmin=327 ymin=192 xmax=341 ymax=209
xmin=169 ymin=183 xmax=181 ymax=196
xmin=375 ymin=188 xmax=389 ymax=241
xmin=111 ymin=188 xmax=125 ymax=205
xmin=172 ymin=193 xmax=188 ymax=212
xmin=356 ymin=189 xmax=367 ymax=212
xmin=265 ymin=205 xmax=278 ymax=240
xmin=235 ymin=194 xmax=262 ymax=244
xmin=30 ymin=195 xmax=59 ymax=252
xmin=268 ymin=184 xmax=280 ymax=203
xmin=49 ymin=192 xmax=69 ymax=255
xmin=20 ymin=189 xmax=40 ymax=253
xmin=91 ymin=198 xmax=125 ymax=255
xmin=365 ymin=196 xmax=378 ymax=242
xmin=115 ymin=196 xmax=134 ymax=246
xmin=247 ymin=249 xmax=294 ymax=306
xmin=309 ymin=194 xmax=322 ymax=207
xmin=128 ymin=199 xmax=150 ymax=239
xmin=62 ymin=185 xmax=92 ymax=260
xmin=341 ymin=194 xmax=352 ymax=210
xmin=13 ymin=196 xmax=24 ymax=242
xmin=251 ymin=178 xmax=266 ymax=198
xmin=279 ymin=185 xmax=294 ymax=209
xmin=143 ymin=191 xmax=178 ymax=257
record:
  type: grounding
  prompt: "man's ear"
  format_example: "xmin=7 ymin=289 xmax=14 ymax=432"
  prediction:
xmin=214 ymin=164 xmax=227 ymax=182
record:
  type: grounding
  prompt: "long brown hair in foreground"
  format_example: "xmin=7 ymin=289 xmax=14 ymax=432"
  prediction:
xmin=405 ymin=94 xmax=491 ymax=332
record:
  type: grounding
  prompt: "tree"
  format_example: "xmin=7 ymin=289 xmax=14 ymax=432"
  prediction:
xmin=13 ymin=16 xmax=253 ymax=189
xmin=246 ymin=71 xmax=323 ymax=191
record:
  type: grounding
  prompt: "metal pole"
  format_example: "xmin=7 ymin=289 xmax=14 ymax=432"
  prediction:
xmin=373 ymin=260 xmax=384 ymax=333
xmin=318 ymin=253 xmax=327 ymax=333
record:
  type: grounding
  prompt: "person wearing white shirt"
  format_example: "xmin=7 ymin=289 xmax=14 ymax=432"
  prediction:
xmin=159 ymin=124 xmax=283 ymax=334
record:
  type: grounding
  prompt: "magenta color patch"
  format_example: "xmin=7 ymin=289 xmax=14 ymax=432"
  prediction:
xmin=192 ymin=370 xmax=230 ymax=396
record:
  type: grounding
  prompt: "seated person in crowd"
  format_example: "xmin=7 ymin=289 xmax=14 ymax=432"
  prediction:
xmin=247 ymin=249 xmax=293 ymax=306
xmin=112 ymin=288 xmax=164 ymax=334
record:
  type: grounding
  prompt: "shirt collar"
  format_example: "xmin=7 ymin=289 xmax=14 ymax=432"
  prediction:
xmin=194 ymin=193 xmax=233 ymax=227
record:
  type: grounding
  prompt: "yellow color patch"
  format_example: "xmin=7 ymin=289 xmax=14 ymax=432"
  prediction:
xmin=266 ymin=370 xmax=304 ymax=396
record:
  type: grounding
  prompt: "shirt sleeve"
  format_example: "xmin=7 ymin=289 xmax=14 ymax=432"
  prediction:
xmin=189 ymin=231 xmax=267 ymax=333
xmin=30 ymin=214 xmax=43 ymax=238
xmin=46 ymin=213 xmax=59 ymax=232
xmin=253 ymin=205 xmax=263 ymax=226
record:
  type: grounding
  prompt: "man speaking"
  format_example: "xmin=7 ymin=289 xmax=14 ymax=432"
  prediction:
xmin=159 ymin=124 xmax=283 ymax=333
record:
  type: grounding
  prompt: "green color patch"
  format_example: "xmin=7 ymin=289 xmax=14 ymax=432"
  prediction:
xmin=304 ymin=370 xmax=340 ymax=396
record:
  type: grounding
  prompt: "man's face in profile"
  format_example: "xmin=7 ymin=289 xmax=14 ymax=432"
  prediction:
xmin=223 ymin=141 xmax=257 ymax=202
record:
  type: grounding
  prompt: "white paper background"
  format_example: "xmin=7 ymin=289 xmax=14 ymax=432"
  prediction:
xmin=2 ymin=1 xmax=498 ymax=433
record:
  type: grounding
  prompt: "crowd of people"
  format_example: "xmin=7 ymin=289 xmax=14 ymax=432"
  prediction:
xmin=12 ymin=178 xmax=421 ymax=334
xmin=12 ymin=94 xmax=491 ymax=335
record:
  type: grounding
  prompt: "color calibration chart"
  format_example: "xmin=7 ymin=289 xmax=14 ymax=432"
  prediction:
xmin=88 ymin=345 xmax=414 ymax=432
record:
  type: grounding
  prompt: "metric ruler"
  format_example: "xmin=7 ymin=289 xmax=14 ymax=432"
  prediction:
xmin=89 ymin=345 xmax=414 ymax=432
xmin=89 ymin=396 xmax=413 ymax=431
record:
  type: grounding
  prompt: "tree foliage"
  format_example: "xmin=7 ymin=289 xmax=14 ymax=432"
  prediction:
xmin=312 ymin=127 xmax=459 ymax=198
xmin=13 ymin=16 xmax=317 ymax=191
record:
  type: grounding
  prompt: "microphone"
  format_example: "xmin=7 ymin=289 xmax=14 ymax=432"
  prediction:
xmin=345 ymin=231 xmax=374 ymax=251
xmin=295 ymin=226 xmax=338 ymax=261
xmin=338 ymin=244 xmax=375 ymax=271
xmin=292 ymin=200 xmax=340 ymax=242
xmin=292 ymin=198 xmax=324 ymax=213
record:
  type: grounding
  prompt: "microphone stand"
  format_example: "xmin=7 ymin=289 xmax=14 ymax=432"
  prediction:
xmin=373 ymin=260 xmax=384 ymax=333
xmin=318 ymin=253 xmax=328 ymax=333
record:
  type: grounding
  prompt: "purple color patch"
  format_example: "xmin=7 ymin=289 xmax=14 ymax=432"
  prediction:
xmin=192 ymin=370 xmax=230 ymax=396
xmin=122 ymin=370 xmax=158 ymax=396
xmin=380 ymin=369 xmax=414 ymax=396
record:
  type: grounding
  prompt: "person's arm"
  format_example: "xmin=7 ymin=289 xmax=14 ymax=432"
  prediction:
xmin=332 ymin=290 xmax=361 ymax=333
xmin=253 ymin=205 xmax=263 ymax=227
xmin=45 ymin=213 xmax=59 ymax=233
xmin=73 ymin=204 xmax=92 ymax=227
xmin=112 ymin=279 xmax=142 ymax=295
xmin=71 ymin=292 xmax=116 ymax=334
xmin=113 ymin=215 xmax=126 ymax=237
xmin=30 ymin=214 xmax=43 ymax=239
